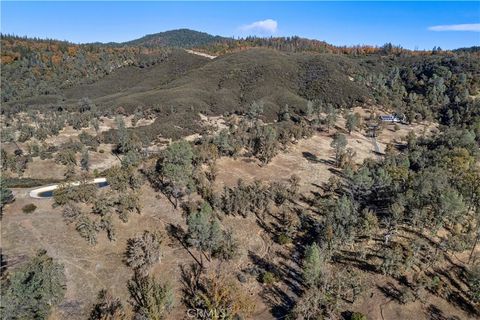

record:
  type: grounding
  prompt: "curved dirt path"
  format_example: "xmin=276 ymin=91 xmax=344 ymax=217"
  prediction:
xmin=29 ymin=178 xmax=107 ymax=199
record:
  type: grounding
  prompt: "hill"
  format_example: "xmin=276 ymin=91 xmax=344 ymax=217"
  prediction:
xmin=2 ymin=31 xmax=479 ymax=141
xmin=0 ymin=35 xmax=171 ymax=103
xmin=122 ymin=28 xmax=229 ymax=48
xmin=58 ymin=48 xmax=373 ymax=139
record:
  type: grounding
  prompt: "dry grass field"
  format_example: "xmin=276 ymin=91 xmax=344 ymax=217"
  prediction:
xmin=0 ymin=109 xmax=473 ymax=320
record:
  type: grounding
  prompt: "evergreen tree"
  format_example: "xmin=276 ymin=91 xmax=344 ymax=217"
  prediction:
xmin=252 ymin=125 xmax=278 ymax=164
xmin=303 ymin=243 xmax=326 ymax=287
xmin=346 ymin=112 xmax=361 ymax=134
xmin=324 ymin=104 xmax=338 ymax=132
xmin=331 ymin=132 xmax=347 ymax=167
xmin=467 ymin=264 xmax=480 ymax=303
xmin=246 ymin=101 xmax=264 ymax=121
xmin=125 ymin=231 xmax=162 ymax=275
xmin=186 ymin=202 xmax=237 ymax=262
xmin=127 ymin=273 xmax=174 ymax=320
xmin=81 ymin=148 xmax=90 ymax=171
xmin=1 ymin=250 xmax=66 ymax=319
xmin=89 ymin=289 xmax=126 ymax=320
xmin=157 ymin=140 xmax=194 ymax=206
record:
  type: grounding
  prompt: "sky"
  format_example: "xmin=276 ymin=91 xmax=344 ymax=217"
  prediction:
xmin=1 ymin=1 xmax=479 ymax=50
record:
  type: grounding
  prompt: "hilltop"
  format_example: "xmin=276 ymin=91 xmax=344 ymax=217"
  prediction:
xmin=122 ymin=28 xmax=229 ymax=48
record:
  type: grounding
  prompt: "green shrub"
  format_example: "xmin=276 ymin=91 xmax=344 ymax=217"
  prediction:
xmin=277 ymin=233 xmax=292 ymax=245
xmin=351 ymin=312 xmax=367 ymax=320
xmin=467 ymin=264 xmax=480 ymax=303
xmin=22 ymin=203 xmax=37 ymax=214
xmin=428 ymin=275 xmax=442 ymax=293
xmin=261 ymin=271 xmax=277 ymax=285
xmin=99 ymin=149 xmax=105 ymax=154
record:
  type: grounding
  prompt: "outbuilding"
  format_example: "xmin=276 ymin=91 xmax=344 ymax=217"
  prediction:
xmin=379 ymin=114 xmax=405 ymax=123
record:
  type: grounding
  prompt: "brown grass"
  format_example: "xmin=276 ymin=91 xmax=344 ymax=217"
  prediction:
xmin=0 ymin=109 xmax=468 ymax=320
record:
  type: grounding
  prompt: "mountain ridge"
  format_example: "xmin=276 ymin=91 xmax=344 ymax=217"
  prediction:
xmin=4 ymin=29 xmax=480 ymax=53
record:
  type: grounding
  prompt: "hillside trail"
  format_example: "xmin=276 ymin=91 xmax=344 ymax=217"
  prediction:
xmin=184 ymin=49 xmax=217 ymax=59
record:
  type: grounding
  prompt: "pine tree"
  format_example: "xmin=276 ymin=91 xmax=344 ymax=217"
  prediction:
xmin=346 ymin=112 xmax=361 ymax=134
xmin=89 ymin=289 xmax=126 ymax=320
xmin=331 ymin=133 xmax=347 ymax=167
xmin=158 ymin=140 xmax=194 ymax=188
xmin=127 ymin=273 xmax=174 ymax=320
xmin=1 ymin=250 xmax=66 ymax=319
xmin=303 ymin=242 xmax=326 ymax=287
xmin=186 ymin=202 xmax=237 ymax=262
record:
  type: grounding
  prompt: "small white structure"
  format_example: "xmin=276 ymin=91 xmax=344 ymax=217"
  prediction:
xmin=29 ymin=178 xmax=107 ymax=199
xmin=379 ymin=114 xmax=405 ymax=123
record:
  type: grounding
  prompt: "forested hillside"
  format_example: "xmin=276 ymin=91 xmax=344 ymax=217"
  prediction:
xmin=122 ymin=28 xmax=228 ymax=48
xmin=2 ymin=31 xmax=479 ymax=112
xmin=196 ymin=35 xmax=392 ymax=55
xmin=1 ymin=35 xmax=170 ymax=103
xmin=1 ymin=31 xmax=479 ymax=141
xmin=3 ymin=41 xmax=479 ymax=144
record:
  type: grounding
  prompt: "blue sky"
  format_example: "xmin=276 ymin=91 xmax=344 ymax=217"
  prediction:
xmin=1 ymin=1 xmax=479 ymax=50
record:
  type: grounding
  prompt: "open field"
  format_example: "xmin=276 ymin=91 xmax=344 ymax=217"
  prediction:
xmin=2 ymin=139 xmax=475 ymax=320
xmin=1 ymin=184 xmax=273 ymax=319
xmin=214 ymin=111 xmax=438 ymax=194
xmin=4 ymin=109 xmax=470 ymax=320
xmin=2 ymin=185 xmax=475 ymax=320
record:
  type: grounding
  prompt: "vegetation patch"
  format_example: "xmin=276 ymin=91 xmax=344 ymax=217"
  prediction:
xmin=21 ymin=203 xmax=37 ymax=214
xmin=0 ymin=250 xmax=66 ymax=319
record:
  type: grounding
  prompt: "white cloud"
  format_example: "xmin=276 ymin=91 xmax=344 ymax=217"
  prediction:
xmin=428 ymin=23 xmax=480 ymax=32
xmin=239 ymin=19 xmax=278 ymax=34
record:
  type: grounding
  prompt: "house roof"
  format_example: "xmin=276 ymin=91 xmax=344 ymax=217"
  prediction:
xmin=379 ymin=115 xmax=396 ymax=120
